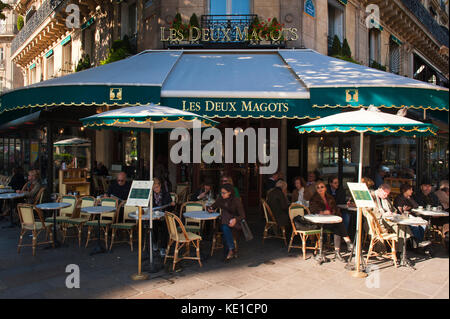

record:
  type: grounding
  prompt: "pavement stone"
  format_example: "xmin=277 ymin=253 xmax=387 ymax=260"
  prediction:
xmin=0 ymin=216 xmax=448 ymax=299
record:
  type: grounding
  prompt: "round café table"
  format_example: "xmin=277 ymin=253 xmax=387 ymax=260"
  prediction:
xmin=304 ymin=214 xmax=343 ymax=265
xmin=0 ymin=188 xmax=14 ymax=194
xmin=0 ymin=192 xmax=26 ymax=228
xmin=183 ymin=211 xmax=220 ymax=261
xmin=36 ymin=202 xmax=71 ymax=248
xmin=385 ymin=215 xmax=428 ymax=269
xmin=81 ymin=206 xmax=116 ymax=255
xmin=411 ymin=208 xmax=449 ymax=244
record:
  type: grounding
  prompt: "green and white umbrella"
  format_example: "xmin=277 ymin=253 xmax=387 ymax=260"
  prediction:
xmin=81 ymin=104 xmax=218 ymax=279
xmin=296 ymin=107 xmax=438 ymax=277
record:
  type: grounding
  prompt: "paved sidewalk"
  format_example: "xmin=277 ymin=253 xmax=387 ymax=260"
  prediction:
xmin=0 ymin=215 xmax=448 ymax=299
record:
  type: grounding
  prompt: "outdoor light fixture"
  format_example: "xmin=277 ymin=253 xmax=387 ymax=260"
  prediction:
xmin=234 ymin=128 xmax=244 ymax=136
xmin=59 ymin=129 xmax=64 ymax=134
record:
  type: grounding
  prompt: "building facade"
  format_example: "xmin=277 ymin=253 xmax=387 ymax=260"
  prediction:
xmin=1 ymin=0 xmax=449 ymax=207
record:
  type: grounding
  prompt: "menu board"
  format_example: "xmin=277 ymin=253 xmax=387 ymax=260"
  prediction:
xmin=126 ymin=180 xmax=153 ymax=207
xmin=347 ymin=182 xmax=376 ymax=208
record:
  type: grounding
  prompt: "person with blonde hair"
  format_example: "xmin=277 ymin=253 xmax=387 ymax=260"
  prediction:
xmin=266 ymin=180 xmax=290 ymax=229
xmin=17 ymin=170 xmax=41 ymax=204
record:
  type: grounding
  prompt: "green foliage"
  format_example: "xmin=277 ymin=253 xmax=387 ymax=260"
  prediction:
xmin=75 ymin=54 xmax=91 ymax=72
xmin=54 ymin=153 xmax=73 ymax=163
xmin=17 ymin=15 xmax=24 ymax=30
xmin=189 ymin=13 xmax=199 ymax=28
xmin=330 ymin=35 xmax=342 ymax=56
xmin=170 ymin=13 xmax=189 ymax=39
xmin=331 ymin=55 xmax=360 ymax=64
xmin=100 ymin=37 xmax=132 ymax=65
xmin=249 ymin=17 xmax=285 ymax=42
xmin=342 ymin=38 xmax=352 ymax=58
xmin=370 ymin=60 xmax=387 ymax=71
xmin=0 ymin=1 xmax=12 ymax=20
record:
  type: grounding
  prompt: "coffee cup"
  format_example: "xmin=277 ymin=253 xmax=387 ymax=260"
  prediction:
xmin=418 ymin=206 xmax=423 ymax=210
xmin=432 ymin=207 xmax=437 ymax=211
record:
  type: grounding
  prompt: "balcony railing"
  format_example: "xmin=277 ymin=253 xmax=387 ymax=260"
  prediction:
xmin=11 ymin=0 xmax=66 ymax=56
xmin=401 ymin=0 xmax=449 ymax=47
xmin=200 ymin=14 xmax=257 ymax=42
xmin=0 ymin=24 xmax=18 ymax=35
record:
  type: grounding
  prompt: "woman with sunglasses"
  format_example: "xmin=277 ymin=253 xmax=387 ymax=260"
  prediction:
xmin=309 ymin=180 xmax=353 ymax=262
xmin=207 ymin=184 xmax=246 ymax=261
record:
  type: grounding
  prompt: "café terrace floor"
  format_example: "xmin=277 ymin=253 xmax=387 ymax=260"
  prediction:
xmin=0 ymin=210 xmax=448 ymax=299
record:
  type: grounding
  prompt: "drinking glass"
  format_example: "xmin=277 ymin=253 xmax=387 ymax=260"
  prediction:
xmin=426 ymin=205 xmax=431 ymax=211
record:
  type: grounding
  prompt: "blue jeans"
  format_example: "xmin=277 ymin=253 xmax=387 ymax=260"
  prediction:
xmin=341 ymin=211 xmax=351 ymax=233
xmin=221 ymin=224 xmax=235 ymax=251
xmin=410 ymin=225 xmax=425 ymax=242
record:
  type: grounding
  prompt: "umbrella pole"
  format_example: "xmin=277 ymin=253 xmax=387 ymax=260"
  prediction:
xmin=147 ymin=124 xmax=160 ymax=273
xmin=131 ymin=206 xmax=148 ymax=280
xmin=352 ymin=132 xmax=367 ymax=278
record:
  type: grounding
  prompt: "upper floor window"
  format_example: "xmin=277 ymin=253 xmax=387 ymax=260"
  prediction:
xmin=369 ymin=29 xmax=381 ymax=66
xmin=209 ymin=0 xmax=250 ymax=15
xmin=389 ymin=38 xmax=400 ymax=75
xmin=328 ymin=0 xmax=345 ymax=51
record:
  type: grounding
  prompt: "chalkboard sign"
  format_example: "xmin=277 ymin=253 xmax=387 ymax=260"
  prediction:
xmin=126 ymin=180 xmax=153 ymax=207
xmin=305 ymin=0 xmax=315 ymax=18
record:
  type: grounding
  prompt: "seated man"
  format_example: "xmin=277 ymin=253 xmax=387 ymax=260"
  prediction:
xmin=371 ymin=184 xmax=424 ymax=251
xmin=435 ymin=180 xmax=449 ymax=211
xmin=105 ymin=172 xmax=131 ymax=201
xmin=17 ymin=170 xmax=42 ymax=204
xmin=263 ymin=171 xmax=282 ymax=198
xmin=413 ymin=179 xmax=441 ymax=208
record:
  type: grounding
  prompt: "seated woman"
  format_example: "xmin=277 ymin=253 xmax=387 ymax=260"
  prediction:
xmin=207 ymin=184 xmax=246 ymax=261
xmin=292 ymin=176 xmax=306 ymax=204
xmin=266 ymin=180 xmax=290 ymax=229
xmin=220 ymin=175 xmax=240 ymax=198
xmin=309 ymin=180 xmax=353 ymax=262
xmin=152 ymin=178 xmax=176 ymax=257
xmin=191 ymin=179 xmax=215 ymax=202
xmin=394 ymin=183 xmax=425 ymax=245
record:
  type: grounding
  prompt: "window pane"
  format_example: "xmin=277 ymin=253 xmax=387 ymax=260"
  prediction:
xmin=210 ymin=0 xmax=227 ymax=14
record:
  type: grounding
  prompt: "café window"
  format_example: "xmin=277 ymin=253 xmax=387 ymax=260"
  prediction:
xmin=307 ymin=135 xmax=368 ymax=183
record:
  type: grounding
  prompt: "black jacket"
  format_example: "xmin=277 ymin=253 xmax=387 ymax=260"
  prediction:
xmin=326 ymin=185 xmax=347 ymax=205
xmin=107 ymin=181 xmax=131 ymax=201
xmin=9 ymin=173 xmax=26 ymax=191
xmin=413 ymin=191 xmax=440 ymax=207
xmin=152 ymin=190 xmax=174 ymax=212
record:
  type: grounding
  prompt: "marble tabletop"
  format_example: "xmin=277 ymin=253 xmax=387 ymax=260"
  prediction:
xmin=304 ymin=214 xmax=342 ymax=224
xmin=183 ymin=211 xmax=220 ymax=220
xmin=36 ymin=202 xmax=71 ymax=210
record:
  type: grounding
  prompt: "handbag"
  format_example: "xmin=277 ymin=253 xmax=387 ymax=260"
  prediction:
xmin=240 ymin=219 xmax=254 ymax=241
xmin=293 ymin=215 xmax=319 ymax=231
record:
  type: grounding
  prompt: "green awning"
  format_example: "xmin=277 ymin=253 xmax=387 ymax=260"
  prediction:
xmin=338 ymin=0 xmax=347 ymax=5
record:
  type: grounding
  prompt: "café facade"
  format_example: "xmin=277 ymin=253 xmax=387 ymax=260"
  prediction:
xmin=0 ymin=47 xmax=448 ymax=209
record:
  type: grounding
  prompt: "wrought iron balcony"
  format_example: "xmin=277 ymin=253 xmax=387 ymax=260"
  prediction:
xmin=200 ymin=14 xmax=257 ymax=42
xmin=401 ymin=0 xmax=449 ymax=46
xmin=11 ymin=0 xmax=66 ymax=56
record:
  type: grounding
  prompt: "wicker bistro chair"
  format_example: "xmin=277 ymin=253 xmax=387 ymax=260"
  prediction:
xmin=261 ymin=198 xmax=287 ymax=246
xmin=210 ymin=209 xmax=239 ymax=257
xmin=63 ymin=196 xmax=96 ymax=247
xmin=85 ymin=197 xmax=119 ymax=249
xmin=33 ymin=187 xmax=46 ymax=205
xmin=164 ymin=212 xmax=203 ymax=271
xmin=288 ymin=203 xmax=321 ymax=260
xmin=17 ymin=204 xmax=54 ymax=256
xmin=110 ymin=204 xmax=138 ymax=251
xmin=363 ymin=208 xmax=399 ymax=267
xmin=179 ymin=201 xmax=205 ymax=235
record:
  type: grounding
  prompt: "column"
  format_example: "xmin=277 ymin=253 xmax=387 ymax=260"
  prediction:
xmin=281 ymin=119 xmax=287 ymax=179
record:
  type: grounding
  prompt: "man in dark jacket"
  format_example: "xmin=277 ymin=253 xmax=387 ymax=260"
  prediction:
xmin=326 ymin=176 xmax=350 ymax=232
xmin=264 ymin=171 xmax=282 ymax=198
xmin=413 ymin=180 xmax=441 ymax=208
xmin=106 ymin=172 xmax=131 ymax=201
